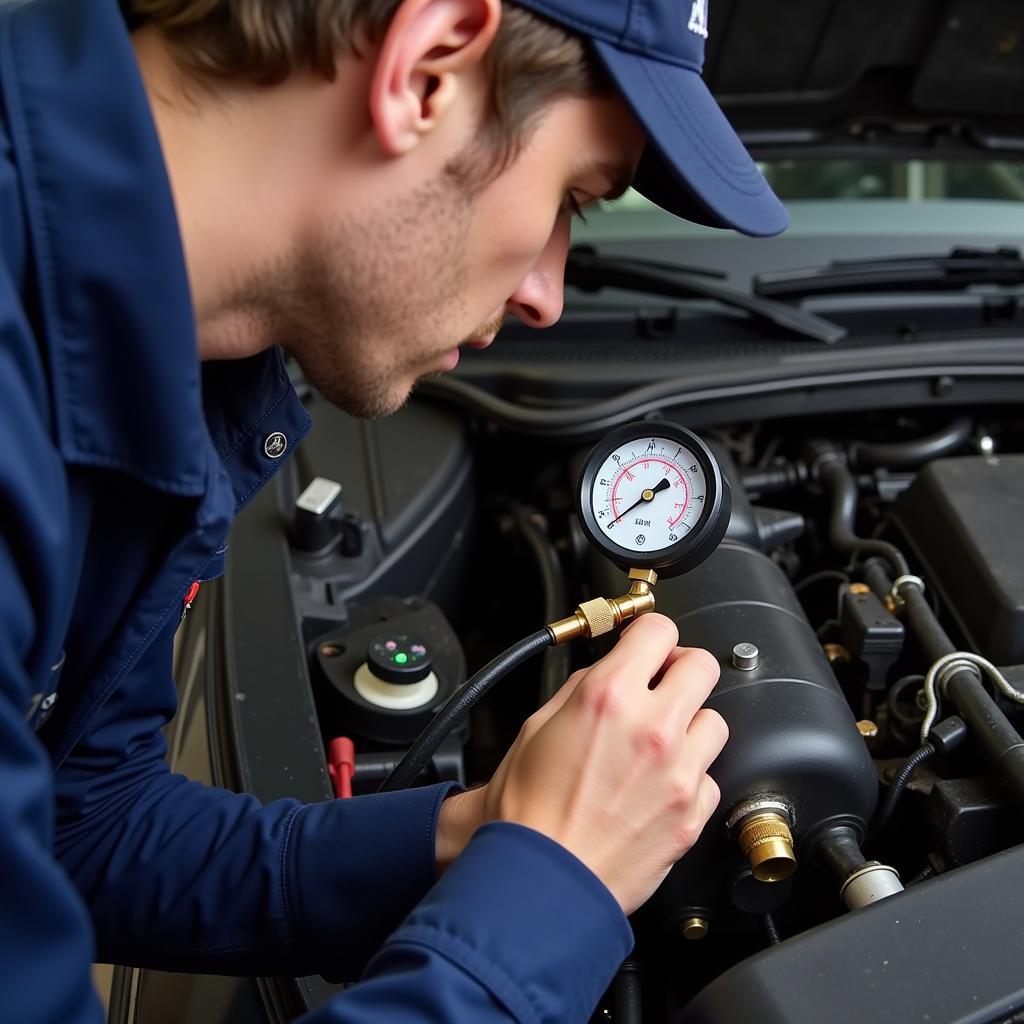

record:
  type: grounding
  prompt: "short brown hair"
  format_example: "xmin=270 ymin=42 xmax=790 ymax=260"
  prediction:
xmin=130 ymin=1 xmax=608 ymax=169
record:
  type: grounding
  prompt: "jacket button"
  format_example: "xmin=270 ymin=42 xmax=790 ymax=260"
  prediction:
xmin=264 ymin=432 xmax=288 ymax=459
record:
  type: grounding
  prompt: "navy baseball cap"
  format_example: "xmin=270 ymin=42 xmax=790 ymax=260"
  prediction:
xmin=513 ymin=0 xmax=789 ymax=237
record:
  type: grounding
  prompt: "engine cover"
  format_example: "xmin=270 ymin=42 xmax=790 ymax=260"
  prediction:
xmin=890 ymin=455 xmax=1024 ymax=665
xmin=588 ymin=540 xmax=878 ymax=928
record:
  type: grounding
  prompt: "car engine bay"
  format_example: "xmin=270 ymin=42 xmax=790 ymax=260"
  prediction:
xmin=194 ymin=368 xmax=1024 ymax=1022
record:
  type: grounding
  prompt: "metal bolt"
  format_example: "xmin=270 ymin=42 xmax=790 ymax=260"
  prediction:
xmin=680 ymin=916 xmax=709 ymax=941
xmin=979 ymin=436 xmax=995 ymax=456
xmin=857 ymin=719 xmax=879 ymax=741
xmin=732 ymin=643 xmax=759 ymax=671
xmin=320 ymin=643 xmax=344 ymax=658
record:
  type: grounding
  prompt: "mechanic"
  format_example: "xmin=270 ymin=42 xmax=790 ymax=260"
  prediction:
xmin=0 ymin=1 xmax=788 ymax=1021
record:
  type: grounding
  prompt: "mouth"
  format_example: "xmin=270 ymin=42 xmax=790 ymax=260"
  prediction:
xmin=464 ymin=335 xmax=496 ymax=350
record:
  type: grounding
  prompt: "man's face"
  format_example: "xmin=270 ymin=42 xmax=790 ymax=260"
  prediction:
xmin=263 ymin=91 xmax=644 ymax=419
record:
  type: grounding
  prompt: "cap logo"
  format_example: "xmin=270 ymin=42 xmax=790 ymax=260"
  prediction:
xmin=687 ymin=0 xmax=709 ymax=39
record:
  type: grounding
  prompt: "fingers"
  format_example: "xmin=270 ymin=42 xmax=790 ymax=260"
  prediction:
xmin=684 ymin=707 xmax=729 ymax=772
xmin=652 ymin=646 xmax=721 ymax=721
xmin=694 ymin=773 xmax=723 ymax=835
xmin=585 ymin=613 xmax=679 ymax=689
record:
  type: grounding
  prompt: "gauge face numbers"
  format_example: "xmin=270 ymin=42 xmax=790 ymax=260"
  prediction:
xmin=591 ymin=436 xmax=708 ymax=554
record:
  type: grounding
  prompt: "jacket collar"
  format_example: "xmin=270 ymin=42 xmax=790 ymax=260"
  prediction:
xmin=2 ymin=0 xmax=209 ymax=495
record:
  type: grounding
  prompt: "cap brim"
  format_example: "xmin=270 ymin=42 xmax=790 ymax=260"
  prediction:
xmin=592 ymin=40 xmax=789 ymax=237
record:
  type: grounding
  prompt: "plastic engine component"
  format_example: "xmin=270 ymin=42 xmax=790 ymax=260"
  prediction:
xmin=588 ymin=540 xmax=878 ymax=926
xmin=679 ymin=846 xmax=1024 ymax=1024
xmin=890 ymin=456 xmax=1024 ymax=664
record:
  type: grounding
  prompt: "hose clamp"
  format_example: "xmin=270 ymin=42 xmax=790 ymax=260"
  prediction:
xmin=889 ymin=574 xmax=925 ymax=609
xmin=934 ymin=657 xmax=982 ymax=695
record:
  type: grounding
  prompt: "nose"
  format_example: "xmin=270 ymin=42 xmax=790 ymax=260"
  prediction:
xmin=505 ymin=211 xmax=571 ymax=329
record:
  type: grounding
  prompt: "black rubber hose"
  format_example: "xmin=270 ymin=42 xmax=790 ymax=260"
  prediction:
xmin=886 ymin=674 xmax=926 ymax=737
xmin=814 ymin=824 xmax=867 ymax=881
xmin=870 ymin=742 xmax=936 ymax=839
xmin=379 ymin=629 xmax=553 ymax=792
xmin=867 ymin=559 xmax=1024 ymax=813
xmin=818 ymin=458 xmax=910 ymax=576
xmin=510 ymin=508 xmax=572 ymax=704
xmin=612 ymin=961 xmax=643 ymax=1024
xmin=739 ymin=462 xmax=807 ymax=497
xmin=848 ymin=417 xmax=972 ymax=470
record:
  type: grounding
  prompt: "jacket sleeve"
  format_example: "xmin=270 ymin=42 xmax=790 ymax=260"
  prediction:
xmin=51 ymin=616 xmax=636 ymax=1024
xmin=52 ymin=612 xmax=459 ymax=978
xmin=301 ymin=825 xmax=635 ymax=1024
xmin=0 ymin=269 xmax=104 ymax=1024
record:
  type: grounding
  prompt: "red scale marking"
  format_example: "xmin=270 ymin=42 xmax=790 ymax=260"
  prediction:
xmin=608 ymin=456 xmax=691 ymax=529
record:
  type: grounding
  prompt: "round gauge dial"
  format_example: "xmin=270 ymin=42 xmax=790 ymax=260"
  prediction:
xmin=577 ymin=422 xmax=730 ymax=579
xmin=592 ymin=441 xmax=707 ymax=553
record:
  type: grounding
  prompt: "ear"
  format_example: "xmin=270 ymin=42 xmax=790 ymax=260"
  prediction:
xmin=369 ymin=0 xmax=501 ymax=156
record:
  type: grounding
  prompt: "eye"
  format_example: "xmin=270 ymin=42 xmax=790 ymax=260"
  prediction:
xmin=566 ymin=191 xmax=590 ymax=225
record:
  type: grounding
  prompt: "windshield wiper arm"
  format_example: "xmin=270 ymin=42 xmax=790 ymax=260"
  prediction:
xmin=565 ymin=247 xmax=847 ymax=345
xmin=755 ymin=246 xmax=1024 ymax=300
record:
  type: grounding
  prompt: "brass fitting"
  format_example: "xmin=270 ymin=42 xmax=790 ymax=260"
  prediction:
xmin=848 ymin=582 xmax=871 ymax=596
xmin=727 ymin=800 xmax=797 ymax=883
xmin=823 ymin=643 xmax=851 ymax=663
xmin=547 ymin=568 xmax=657 ymax=645
xmin=738 ymin=813 xmax=796 ymax=882
xmin=680 ymin=916 xmax=709 ymax=941
xmin=856 ymin=719 xmax=879 ymax=742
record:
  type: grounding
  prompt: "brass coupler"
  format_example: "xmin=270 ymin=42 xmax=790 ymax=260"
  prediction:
xmin=727 ymin=799 xmax=797 ymax=883
xmin=546 ymin=567 xmax=657 ymax=646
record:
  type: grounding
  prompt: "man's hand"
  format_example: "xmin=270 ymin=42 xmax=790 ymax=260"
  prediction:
xmin=482 ymin=613 xmax=726 ymax=915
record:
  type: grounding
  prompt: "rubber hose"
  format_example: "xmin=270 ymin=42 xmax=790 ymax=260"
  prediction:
xmin=814 ymin=824 xmax=867 ymax=881
xmin=379 ymin=629 xmax=553 ymax=792
xmin=739 ymin=462 xmax=807 ymax=497
xmin=865 ymin=559 xmax=1024 ymax=813
xmin=510 ymin=508 xmax=572 ymax=704
xmin=849 ymin=417 xmax=972 ymax=470
xmin=886 ymin=674 xmax=926 ymax=737
xmin=612 ymin=961 xmax=643 ymax=1024
xmin=870 ymin=742 xmax=936 ymax=839
xmin=819 ymin=459 xmax=910 ymax=576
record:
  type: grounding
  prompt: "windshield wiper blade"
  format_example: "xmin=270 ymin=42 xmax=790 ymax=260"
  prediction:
xmin=565 ymin=247 xmax=847 ymax=345
xmin=755 ymin=246 xmax=1024 ymax=300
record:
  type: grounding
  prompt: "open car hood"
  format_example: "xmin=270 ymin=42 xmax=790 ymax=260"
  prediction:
xmin=709 ymin=0 xmax=1024 ymax=158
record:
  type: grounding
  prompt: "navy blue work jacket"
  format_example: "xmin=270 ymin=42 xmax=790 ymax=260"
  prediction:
xmin=0 ymin=1 xmax=631 ymax=1021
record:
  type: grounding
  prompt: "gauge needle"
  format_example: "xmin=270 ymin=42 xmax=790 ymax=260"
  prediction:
xmin=612 ymin=476 xmax=671 ymax=524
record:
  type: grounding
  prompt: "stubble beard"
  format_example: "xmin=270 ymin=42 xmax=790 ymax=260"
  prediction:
xmin=250 ymin=172 xmax=474 ymax=420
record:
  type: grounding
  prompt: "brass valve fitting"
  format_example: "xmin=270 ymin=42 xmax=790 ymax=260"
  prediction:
xmin=547 ymin=568 xmax=657 ymax=645
xmin=727 ymin=799 xmax=797 ymax=883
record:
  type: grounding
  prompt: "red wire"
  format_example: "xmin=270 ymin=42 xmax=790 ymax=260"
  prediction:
xmin=327 ymin=737 xmax=355 ymax=799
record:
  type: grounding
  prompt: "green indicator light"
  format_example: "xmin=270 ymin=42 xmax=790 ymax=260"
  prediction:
xmin=394 ymin=653 xmax=408 ymax=664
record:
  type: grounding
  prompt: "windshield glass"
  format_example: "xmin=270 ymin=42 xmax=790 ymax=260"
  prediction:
xmin=601 ymin=160 xmax=1024 ymax=211
xmin=570 ymin=159 xmax=1024 ymax=294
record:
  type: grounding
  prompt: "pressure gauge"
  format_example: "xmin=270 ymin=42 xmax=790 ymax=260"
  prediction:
xmin=577 ymin=421 xmax=730 ymax=579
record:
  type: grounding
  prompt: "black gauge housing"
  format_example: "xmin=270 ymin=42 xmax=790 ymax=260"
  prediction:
xmin=576 ymin=421 xmax=731 ymax=580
